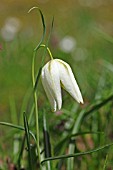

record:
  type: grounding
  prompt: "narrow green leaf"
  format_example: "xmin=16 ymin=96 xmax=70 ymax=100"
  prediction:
xmin=17 ymin=135 xmax=26 ymax=169
xmin=41 ymin=143 xmax=113 ymax=164
xmin=0 ymin=122 xmax=24 ymax=130
xmin=43 ymin=113 xmax=52 ymax=158
xmin=83 ymin=94 xmax=113 ymax=119
xmin=23 ymin=113 xmax=33 ymax=170
xmin=0 ymin=122 xmax=36 ymax=142
xmin=71 ymin=131 xmax=104 ymax=137
xmin=54 ymin=131 xmax=104 ymax=155
xmin=28 ymin=7 xmax=46 ymax=51
xmin=43 ymin=112 xmax=52 ymax=170
xmin=103 ymin=154 xmax=108 ymax=170
xmin=34 ymin=16 xmax=54 ymax=91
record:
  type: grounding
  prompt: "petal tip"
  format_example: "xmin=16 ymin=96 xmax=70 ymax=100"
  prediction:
xmin=79 ymin=98 xmax=84 ymax=104
xmin=51 ymin=109 xmax=56 ymax=112
xmin=58 ymin=103 xmax=62 ymax=111
xmin=80 ymin=101 xmax=84 ymax=104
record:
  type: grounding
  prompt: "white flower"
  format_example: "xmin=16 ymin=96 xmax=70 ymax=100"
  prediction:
xmin=41 ymin=59 xmax=83 ymax=112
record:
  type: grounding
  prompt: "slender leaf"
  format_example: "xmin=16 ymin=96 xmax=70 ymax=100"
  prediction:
xmin=103 ymin=154 xmax=108 ymax=170
xmin=0 ymin=122 xmax=36 ymax=142
xmin=83 ymin=94 xmax=113 ymax=119
xmin=34 ymin=17 xmax=54 ymax=91
xmin=17 ymin=135 xmax=26 ymax=169
xmin=28 ymin=7 xmax=46 ymax=51
xmin=43 ymin=112 xmax=52 ymax=170
xmin=41 ymin=143 xmax=113 ymax=164
xmin=54 ymin=131 xmax=104 ymax=155
xmin=23 ymin=113 xmax=32 ymax=170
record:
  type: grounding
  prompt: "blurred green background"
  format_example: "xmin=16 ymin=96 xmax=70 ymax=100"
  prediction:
xmin=0 ymin=0 xmax=113 ymax=169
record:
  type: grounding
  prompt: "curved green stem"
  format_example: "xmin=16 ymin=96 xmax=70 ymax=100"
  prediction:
xmin=39 ymin=44 xmax=53 ymax=60
xmin=33 ymin=44 xmax=54 ymax=92
xmin=32 ymin=51 xmax=42 ymax=169
xmin=32 ymin=44 xmax=53 ymax=168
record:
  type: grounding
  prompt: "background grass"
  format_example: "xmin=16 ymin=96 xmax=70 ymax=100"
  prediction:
xmin=0 ymin=0 xmax=113 ymax=169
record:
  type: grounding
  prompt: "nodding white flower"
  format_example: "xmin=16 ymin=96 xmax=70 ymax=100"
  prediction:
xmin=41 ymin=59 xmax=83 ymax=112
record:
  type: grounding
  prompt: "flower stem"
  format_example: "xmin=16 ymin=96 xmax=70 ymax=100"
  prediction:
xmin=32 ymin=44 xmax=53 ymax=169
xmin=40 ymin=44 xmax=53 ymax=60
xmin=32 ymin=51 xmax=42 ymax=169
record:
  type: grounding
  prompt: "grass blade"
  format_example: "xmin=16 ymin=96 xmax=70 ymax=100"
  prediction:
xmin=17 ymin=135 xmax=26 ymax=169
xmin=43 ymin=112 xmax=52 ymax=170
xmin=41 ymin=143 xmax=113 ymax=164
xmin=54 ymin=131 xmax=104 ymax=155
xmin=23 ymin=112 xmax=33 ymax=170
xmin=83 ymin=94 xmax=113 ymax=119
xmin=103 ymin=154 xmax=108 ymax=170
xmin=0 ymin=121 xmax=36 ymax=142
xmin=28 ymin=7 xmax=46 ymax=51
xmin=43 ymin=112 xmax=51 ymax=158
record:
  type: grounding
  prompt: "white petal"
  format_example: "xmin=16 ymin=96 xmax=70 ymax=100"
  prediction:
xmin=56 ymin=59 xmax=83 ymax=104
xmin=43 ymin=60 xmax=62 ymax=110
xmin=41 ymin=67 xmax=57 ymax=111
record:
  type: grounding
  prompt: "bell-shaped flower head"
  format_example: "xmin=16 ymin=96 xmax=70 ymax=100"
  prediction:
xmin=41 ymin=59 xmax=83 ymax=112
